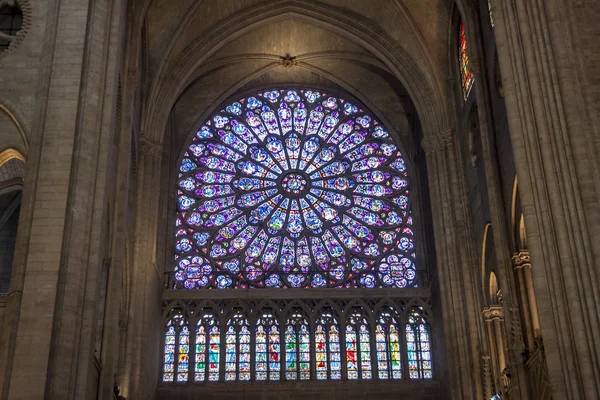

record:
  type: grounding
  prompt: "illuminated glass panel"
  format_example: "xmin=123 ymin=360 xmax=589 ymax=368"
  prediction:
xmin=376 ymin=308 xmax=402 ymax=380
xmin=285 ymin=311 xmax=310 ymax=380
xmin=255 ymin=312 xmax=280 ymax=381
xmin=163 ymin=324 xmax=176 ymax=382
xmin=163 ymin=312 xmax=188 ymax=382
xmin=345 ymin=310 xmax=371 ymax=380
xmin=488 ymin=0 xmax=494 ymax=27
xmin=195 ymin=313 xmax=220 ymax=382
xmin=459 ymin=24 xmax=475 ymax=100
xmin=406 ymin=308 xmax=433 ymax=379
xmin=173 ymin=89 xmax=417 ymax=289
xmin=225 ymin=311 xmax=251 ymax=381
xmin=315 ymin=311 xmax=340 ymax=380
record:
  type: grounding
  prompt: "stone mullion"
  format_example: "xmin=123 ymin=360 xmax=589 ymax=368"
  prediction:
xmin=493 ymin=0 xmax=600 ymax=397
xmin=423 ymin=132 xmax=484 ymax=399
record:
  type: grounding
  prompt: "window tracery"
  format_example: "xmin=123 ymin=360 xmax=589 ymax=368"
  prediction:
xmin=174 ymin=89 xmax=416 ymax=289
xmin=161 ymin=300 xmax=433 ymax=383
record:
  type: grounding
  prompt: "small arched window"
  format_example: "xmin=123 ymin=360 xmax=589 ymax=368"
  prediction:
xmin=162 ymin=310 xmax=189 ymax=382
xmin=406 ymin=308 xmax=433 ymax=379
xmin=225 ymin=311 xmax=251 ymax=381
xmin=315 ymin=310 xmax=341 ymax=380
xmin=345 ymin=309 xmax=372 ymax=379
xmin=459 ymin=23 xmax=475 ymax=100
xmin=0 ymin=2 xmax=23 ymax=52
xmin=284 ymin=310 xmax=310 ymax=380
xmin=255 ymin=311 xmax=281 ymax=381
xmin=376 ymin=307 xmax=403 ymax=379
xmin=194 ymin=312 xmax=220 ymax=382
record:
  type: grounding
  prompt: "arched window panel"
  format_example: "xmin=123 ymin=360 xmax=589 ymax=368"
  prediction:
xmin=194 ymin=312 xmax=220 ymax=382
xmin=345 ymin=309 xmax=372 ymax=380
xmin=255 ymin=310 xmax=281 ymax=381
xmin=315 ymin=310 xmax=341 ymax=380
xmin=376 ymin=307 xmax=403 ymax=380
xmin=285 ymin=310 xmax=310 ymax=380
xmin=162 ymin=310 xmax=190 ymax=382
xmin=225 ymin=311 xmax=251 ymax=381
xmin=406 ymin=308 xmax=433 ymax=379
xmin=173 ymin=89 xmax=418 ymax=289
xmin=459 ymin=23 xmax=475 ymax=100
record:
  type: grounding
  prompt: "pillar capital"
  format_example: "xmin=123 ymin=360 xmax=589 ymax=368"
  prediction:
xmin=482 ymin=305 xmax=505 ymax=321
xmin=511 ymin=250 xmax=531 ymax=270
xmin=139 ymin=135 xmax=163 ymax=159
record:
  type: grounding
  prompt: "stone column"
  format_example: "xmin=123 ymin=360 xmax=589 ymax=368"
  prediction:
xmin=493 ymin=0 xmax=600 ymax=397
xmin=121 ymin=136 xmax=163 ymax=400
xmin=422 ymin=130 xmax=484 ymax=400
xmin=2 ymin=1 xmax=125 ymax=399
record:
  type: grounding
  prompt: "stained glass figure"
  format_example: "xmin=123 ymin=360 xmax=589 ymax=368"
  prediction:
xmin=459 ymin=24 xmax=475 ymax=100
xmin=285 ymin=310 xmax=310 ymax=380
xmin=195 ymin=312 xmax=220 ymax=382
xmin=255 ymin=311 xmax=281 ymax=381
xmin=163 ymin=311 xmax=188 ymax=382
xmin=225 ymin=311 xmax=251 ymax=381
xmin=406 ymin=308 xmax=433 ymax=379
xmin=376 ymin=307 xmax=402 ymax=380
xmin=315 ymin=310 xmax=341 ymax=380
xmin=174 ymin=89 xmax=417 ymax=289
xmin=488 ymin=0 xmax=494 ymax=27
xmin=345 ymin=310 xmax=372 ymax=379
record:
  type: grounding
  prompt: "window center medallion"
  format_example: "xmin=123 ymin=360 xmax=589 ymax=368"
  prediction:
xmin=281 ymin=172 xmax=308 ymax=195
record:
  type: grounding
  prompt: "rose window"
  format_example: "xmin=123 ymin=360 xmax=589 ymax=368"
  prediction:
xmin=174 ymin=89 xmax=416 ymax=289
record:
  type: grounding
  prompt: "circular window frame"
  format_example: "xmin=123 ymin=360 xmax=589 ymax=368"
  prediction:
xmin=0 ymin=0 xmax=31 ymax=59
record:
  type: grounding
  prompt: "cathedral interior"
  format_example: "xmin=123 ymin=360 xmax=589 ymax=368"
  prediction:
xmin=0 ymin=0 xmax=599 ymax=399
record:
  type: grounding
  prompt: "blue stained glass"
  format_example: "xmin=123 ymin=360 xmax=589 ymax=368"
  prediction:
xmin=174 ymin=89 xmax=417 ymax=289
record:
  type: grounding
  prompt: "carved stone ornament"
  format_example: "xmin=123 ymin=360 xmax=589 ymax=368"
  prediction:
xmin=482 ymin=305 xmax=505 ymax=321
xmin=279 ymin=53 xmax=297 ymax=68
xmin=512 ymin=250 xmax=531 ymax=269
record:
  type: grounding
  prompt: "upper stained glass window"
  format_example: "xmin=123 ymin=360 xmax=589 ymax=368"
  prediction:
xmin=255 ymin=311 xmax=281 ymax=381
xmin=174 ymin=89 xmax=417 ymax=289
xmin=459 ymin=24 xmax=475 ymax=100
xmin=315 ymin=310 xmax=341 ymax=380
xmin=225 ymin=311 xmax=251 ymax=381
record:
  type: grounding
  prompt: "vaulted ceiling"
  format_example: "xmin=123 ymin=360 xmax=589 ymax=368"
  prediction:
xmin=133 ymin=0 xmax=458 ymax=161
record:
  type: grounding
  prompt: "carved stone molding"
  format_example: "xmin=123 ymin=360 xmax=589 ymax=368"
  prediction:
xmin=139 ymin=136 xmax=163 ymax=159
xmin=482 ymin=305 xmax=505 ymax=321
xmin=421 ymin=129 xmax=454 ymax=154
xmin=512 ymin=250 xmax=531 ymax=270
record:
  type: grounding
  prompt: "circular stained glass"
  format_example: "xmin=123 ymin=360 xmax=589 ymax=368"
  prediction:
xmin=174 ymin=89 xmax=416 ymax=289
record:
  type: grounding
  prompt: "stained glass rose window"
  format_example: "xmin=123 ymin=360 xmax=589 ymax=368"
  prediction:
xmin=174 ymin=89 xmax=416 ymax=289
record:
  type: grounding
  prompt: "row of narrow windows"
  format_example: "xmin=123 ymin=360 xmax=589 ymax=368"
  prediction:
xmin=163 ymin=306 xmax=432 ymax=383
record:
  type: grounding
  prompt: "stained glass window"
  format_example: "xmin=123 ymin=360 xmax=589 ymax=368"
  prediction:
xmin=174 ymin=89 xmax=417 ymax=289
xmin=459 ymin=24 xmax=475 ymax=100
xmin=195 ymin=312 xmax=220 ymax=382
xmin=315 ymin=310 xmax=341 ymax=380
xmin=345 ymin=310 xmax=372 ymax=380
xmin=225 ymin=311 xmax=251 ymax=381
xmin=162 ymin=311 xmax=189 ymax=382
xmin=406 ymin=308 xmax=433 ymax=379
xmin=488 ymin=0 xmax=494 ymax=27
xmin=255 ymin=311 xmax=281 ymax=381
xmin=285 ymin=310 xmax=310 ymax=380
xmin=376 ymin=307 xmax=402 ymax=379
